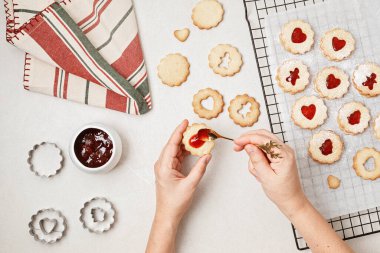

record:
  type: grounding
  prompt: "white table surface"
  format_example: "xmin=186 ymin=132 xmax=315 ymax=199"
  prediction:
xmin=0 ymin=0 xmax=378 ymax=252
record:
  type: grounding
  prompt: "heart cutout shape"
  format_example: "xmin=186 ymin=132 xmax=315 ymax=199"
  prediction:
xmin=39 ymin=218 xmax=58 ymax=235
xmin=291 ymin=28 xmax=307 ymax=43
xmin=326 ymin=74 xmax=341 ymax=89
xmin=362 ymin=73 xmax=377 ymax=90
xmin=174 ymin=28 xmax=190 ymax=42
xmin=301 ymin=104 xmax=316 ymax=120
xmin=347 ymin=110 xmax=361 ymax=125
xmin=91 ymin=208 xmax=107 ymax=223
xmin=332 ymin=37 xmax=346 ymax=51
xmin=319 ymin=139 xmax=333 ymax=156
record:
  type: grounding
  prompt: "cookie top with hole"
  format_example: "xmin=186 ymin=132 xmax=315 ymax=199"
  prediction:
xmin=314 ymin=66 xmax=350 ymax=99
xmin=192 ymin=88 xmax=224 ymax=119
xmin=208 ymin=44 xmax=243 ymax=77
xmin=320 ymin=28 xmax=355 ymax=61
xmin=182 ymin=123 xmax=215 ymax=156
xmin=228 ymin=94 xmax=260 ymax=127
xmin=276 ymin=59 xmax=309 ymax=94
xmin=158 ymin=53 xmax=190 ymax=87
xmin=374 ymin=114 xmax=380 ymax=140
xmin=280 ymin=20 xmax=314 ymax=54
xmin=352 ymin=63 xmax=380 ymax=97
xmin=353 ymin=147 xmax=380 ymax=180
xmin=291 ymin=96 xmax=328 ymax=130
xmin=192 ymin=0 xmax=224 ymax=30
xmin=308 ymin=130 xmax=344 ymax=164
xmin=337 ymin=102 xmax=370 ymax=135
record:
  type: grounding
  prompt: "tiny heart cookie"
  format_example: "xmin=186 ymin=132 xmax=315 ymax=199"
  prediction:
xmin=291 ymin=96 xmax=328 ymax=129
xmin=174 ymin=28 xmax=190 ymax=42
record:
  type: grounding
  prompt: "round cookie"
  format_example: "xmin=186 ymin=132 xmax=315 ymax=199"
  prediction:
xmin=320 ymin=28 xmax=355 ymax=61
xmin=314 ymin=66 xmax=350 ymax=99
xmin=208 ymin=44 xmax=243 ymax=77
xmin=353 ymin=147 xmax=380 ymax=180
xmin=192 ymin=0 xmax=224 ymax=30
xmin=327 ymin=175 xmax=341 ymax=189
xmin=352 ymin=63 xmax=380 ymax=97
xmin=308 ymin=130 xmax=344 ymax=164
xmin=158 ymin=53 xmax=190 ymax=86
xmin=337 ymin=102 xmax=370 ymax=135
xmin=291 ymin=96 xmax=328 ymax=130
xmin=192 ymin=88 xmax=224 ymax=119
xmin=374 ymin=114 xmax=380 ymax=140
xmin=182 ymin=123 xmax=215 ymax=156
xmin=228 ymin=94 xmax=260 ymax=127
xmin=279 ymin=19 xmax=314 ymax=54
xmin=276 ymin=59 xmax=309 ymax=94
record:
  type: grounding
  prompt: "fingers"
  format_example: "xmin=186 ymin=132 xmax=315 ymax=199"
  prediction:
xmin=245 ymin=144 xmax=275 ymax=180
xmin=186 ymin=154 xmax=212 ymax=187
xmin=234 ymin=130 xmax=283 ymax=151
xmin=167 ymin=119 xmax=189 ymax=147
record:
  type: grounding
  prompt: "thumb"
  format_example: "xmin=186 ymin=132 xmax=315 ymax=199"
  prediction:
xmin=186 ymin=154 xmax=212 ymax=187
xmin=245 ymin=145 xmax=275 ymax=179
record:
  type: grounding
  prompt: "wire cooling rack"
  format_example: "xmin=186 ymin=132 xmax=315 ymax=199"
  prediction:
xmin=242 ymin=0 xmax=380 ymax=250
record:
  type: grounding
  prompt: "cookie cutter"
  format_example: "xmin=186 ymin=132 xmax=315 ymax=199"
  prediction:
xmin=79 ymin=197 xmax=116 ymax=234
xmin=29 ymin=208 xmax=67 ymax=244
xmin=27 ymin=142 xmax=64 ymax=178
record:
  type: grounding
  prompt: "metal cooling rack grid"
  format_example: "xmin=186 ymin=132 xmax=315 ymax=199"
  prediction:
xmin=242 ymin=0 xmax=380 ymax=250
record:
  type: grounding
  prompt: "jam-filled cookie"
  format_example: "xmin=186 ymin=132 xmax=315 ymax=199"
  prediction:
xmin=353 ymin=147 xmax=380 ymax=180
xmin=320 ymin=28 xmax=355 ymax=61
xmin=276 ymin=59 xmax=309 ymax=94
xmin=182 ymin=123 xmax=215 ymax=156
xmin=352 ymin=63 xmax=380 ymax=97
xmin=374 ymin=114 xmax=380 ymax=140
xmin=308 ymin=130 xmax=344 ymax=164
xmin=337 ymin=102 xmax=370 ymax=135
xmin=291 ymin=96 xmax=328 ymax=130
xmin=280 ymin=20 xmax=314 ymax=54
xmin=327 ymin=175 xmax=341 ymax=189
xmin=314 ymin=66 xmax=350 ymax=99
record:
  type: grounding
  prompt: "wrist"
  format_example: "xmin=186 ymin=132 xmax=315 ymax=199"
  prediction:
xmin=278 ymin=193 xmax=309 ymax=219
xmin=154 ymin=210 xmax=182 ymax=230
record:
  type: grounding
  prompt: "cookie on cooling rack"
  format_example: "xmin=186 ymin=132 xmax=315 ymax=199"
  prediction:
xmin=308 ymin=130 xmax=344 ymax=164
xmin=314 ymin=66 xmax=350 ymax=99
xmin=291 ymin=96 xmax=328 ymax=130
xmin=276 ymin=59 xmax=309 ymax=94
xmin=337 ymin=102 xmax=370 ymax=135
xmin=280 ymin=19 xmax=314 ymax=54
xmin=374 ymin=114 xmax=380 ymax=140
xmin=353 ymin=147 xmax=380 ymax=180
xmin=352 ymin=63 xmax=380 ymax=97
xmin=327 ymin=175 xmax=341 ymax=189
xmin=320 ymin=28 xmax=355 ymax=61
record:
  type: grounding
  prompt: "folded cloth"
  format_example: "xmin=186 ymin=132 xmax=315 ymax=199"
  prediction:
xmin=4 ymin=0 xmax=152 ymax=115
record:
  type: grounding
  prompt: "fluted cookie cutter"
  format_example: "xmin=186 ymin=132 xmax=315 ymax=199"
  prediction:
xmin=27 ymin=142 xmax=64 ymax=178
xmin=80 ymin=197 xmax=116 ymax=233
xmin=29 ymin=208 xmax=67 ymax=244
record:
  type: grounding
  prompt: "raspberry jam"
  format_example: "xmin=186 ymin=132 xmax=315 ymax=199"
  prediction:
xmin=332 ymin=37 xmax=346 ymax=51
xmin=291 ymin=28 xmax=307 ymax=43
xmin=74 ymin=128 xmax=113 ymax=168
xmin=319 ymin=139 xmax=333 ymax=156
xmin=362 ymin=73 xmax=377 ymax=90
xmin=326 ymin=74 xmax=341 ymax=89
xmin=301 ymin=104 xmax=316 ymax=120
xmin=347 ymin=110 xmax=361 ymax=125
xmin=286 ymin=68 xmax=300 ymax=86
xmin=189 ymin=129 xmax=210 ymax=148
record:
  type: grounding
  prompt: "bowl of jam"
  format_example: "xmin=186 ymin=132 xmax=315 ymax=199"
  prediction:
xmin=69 ymin=123 xmax=122 ymax=173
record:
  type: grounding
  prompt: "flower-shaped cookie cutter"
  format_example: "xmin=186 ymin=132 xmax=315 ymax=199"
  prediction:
xmin=27 ymin=142 xmax=64 ymax=178
xmin=79 ymin=197 xmax=116 ymax=233
xmin=29 ymin=208 xmax=67 ymax=244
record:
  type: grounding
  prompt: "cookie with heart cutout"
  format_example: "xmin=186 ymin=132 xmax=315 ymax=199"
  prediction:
xmin=314 ymin=66 xmax=350 ymax=99
xmin=374 ymin=114 xmax=380 ymax=140
xmin=182 ymin=123 xmax=215 ymax=156
xmin=337 ymin=102 xmax=371 ymax=135
xmin=320 ymin=28 xmax=355 ymax=61
xmin=291 ymin=96 xmax=328 ymax=130
xmin=308 ymin=130 xmax=344 ymax=164
xmin=280 ymin=19 xmax=314 ymax=54
xmin=352 ymin=63 xmax=380 ymax=97
xmin=353 ymin=147 xmax=380 ymax=180
xmin=276 ymin=59 xmax=310 ymax=94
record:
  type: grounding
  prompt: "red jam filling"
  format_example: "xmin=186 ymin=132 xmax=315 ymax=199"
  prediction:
xmin=319 ymin=139 xmax=333 ymax=156
xmin=362 ymin=73 xmax=377 ymax=90
xmin=286 ymin=68 xmax=300 ymax=86
xmin=332 ymin=37 xmax=346 ymax=51
xmin=189 ymin=129 xmax=211 ymax=148
xmin=301 ymin=104 xmax=316 ymax=120
xmin=74 ymin=128 xmax=113 ymax=168
xmin=347 ymin=110 xmax=361 ymax=125
xmin=326 ymin=74 xmax=341 ymax=89
xmin=291 ymin=28 xmax=307 ymax=43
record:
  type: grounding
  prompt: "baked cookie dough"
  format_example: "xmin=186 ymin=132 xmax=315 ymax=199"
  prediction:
xmin=291 ymin=96 xmax=328 ymax=130
xmin=192 ymin=0 xmax=224 ymax=30
xmin=308 ymin=130 xmax=344 ymax=164
xmin=320 ymin=28 xmax=355 ymax=61
xmin=327 ymin=175 xmax=341 ymax=189
xmin=352 ymin=63 xmax=380 ymax=97
xmin=192 ymin=88 xmax=224 ymax=119
xmin=353 ymin=147 xmax=380 ymax=180
xmin=374 ymin=114 xmax=380 ymax=140
xmin=279 ymin=19 xmax=314 ymax=54
xmin=174 ymin=28 xmax=190 ymax=42
xmin=228 ymin=94 xmax=260 ymax=127
xmin=208 ymin=44 xmax=243 ymax=77
xmin=314 ymin=66 xmax=350 ymax=99
xmin=158 ymin=53 xmax=190 ymax=86
xmin=337 ymin=102 xmax=370 ymax=135
xmin=182 ymin=123 xmax=215 ymax=156
xmin=276 ymin=59 xmax=309 ymax=94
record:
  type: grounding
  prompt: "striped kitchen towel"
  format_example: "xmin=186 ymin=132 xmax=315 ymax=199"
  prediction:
xmin=4 ymin=0 xmax=152 ymax=115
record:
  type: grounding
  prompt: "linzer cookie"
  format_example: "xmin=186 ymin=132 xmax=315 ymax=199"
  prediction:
xmin=228 ymin=94 xmax=260 ymax=127
xmin=353 ymin=147 xmax=380 ymax=180
xmin=276 ymin=59 xmax=309 ymax=94
xmin=337 ymin=102 xmax=370 ymax=135
xmin=182 ymin=123 xmax=215 ymax=156
xmin=308 ymin=130 xmax=344 ymax=164
xmin=320 ymin=28 xmax=355 ymax=61
xmin=314 ymin=66 xmax=350 ymax=99
xmin=192 ymin=88 xmax=224 ymax=119
xmin=374 ymin=114 xmax=380 ymax=140
xmin=158 ymin=53 xmax=190 ymax=87
xmin=280 ymin=20 xmax=314 ymax=54
xmin=291 ymin=96 xmax=328 ymax=130
xmin=352 ymin=63 xmax=380 ymax=97
xmin=192 ymin=0 xmax=224 ymax=30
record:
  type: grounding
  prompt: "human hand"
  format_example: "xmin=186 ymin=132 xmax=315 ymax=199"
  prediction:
xmin=234 ymin=130 xmax=307 ymax=217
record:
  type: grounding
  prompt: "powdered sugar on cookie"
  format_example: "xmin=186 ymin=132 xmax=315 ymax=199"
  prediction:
xmin=280 ymin=20 xmax=314 ymax=54
xmin=276 ymin=59 xmax=309 ymax=94
xmin=308 ymin=130 xmax=344 ymax=164
xmin=291 ymin=96 xmax=328 ymax=130
xmin=320 ymin=28 xmax=355 ymax=61
xmin=374 ymin=114 xmax=380 ymax=140
xmin=353 ymin=63 xmax=380 ymax=97
xmin=314 ymin=66 xmax=350 ymax=99
xmin=337 ymin=102 xmax=371 ymax=135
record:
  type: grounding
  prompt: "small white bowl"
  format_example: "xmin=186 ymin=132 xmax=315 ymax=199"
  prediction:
xmin=69 ymin=123 xmax=122 ymax=174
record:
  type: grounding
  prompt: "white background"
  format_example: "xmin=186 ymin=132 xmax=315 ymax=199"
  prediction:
xmin=0 ymin=0 xmax=378 ymax=252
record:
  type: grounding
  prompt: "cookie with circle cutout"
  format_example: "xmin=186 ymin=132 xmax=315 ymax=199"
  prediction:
xmin=192 ymin=88 xmax=224 ymax=119
xmin=337 ymin=102 xmax=370 ymax=135
xmin=158 ymin=53 xmax=190 ymax=87
xmin=276 ymin=59 xmax=309 ymax=94
xmin=308 ymin=130 xmax=344 ymax=164
xmin=353 ymin=147 xmax=380 ymax=180
xmin=374 ymin=114 xmax=380 ymax=140
xmin=352 ymin=63 xmax=380 ymax=97
xmin=327 ymin=175 xmax=341 ymax=189
xmin=320 ymin=28 xmax=355 ymax=61
xmin=291 ymin=96 xmax=328 ymax=130
xmin=228 ymin=94 xmax=260 ymax=127
xmin=182 ymin=123 xmax=215 ymax=156
xmin=314 ymin=66 xmax=350 ymax=99
xmin=192 ymin=0 xmax=224 ymax=30
xmin=208 ymin=44 xmax=243 ymax=77
xmin=280 ymin=19 xmax=314 ymax=54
